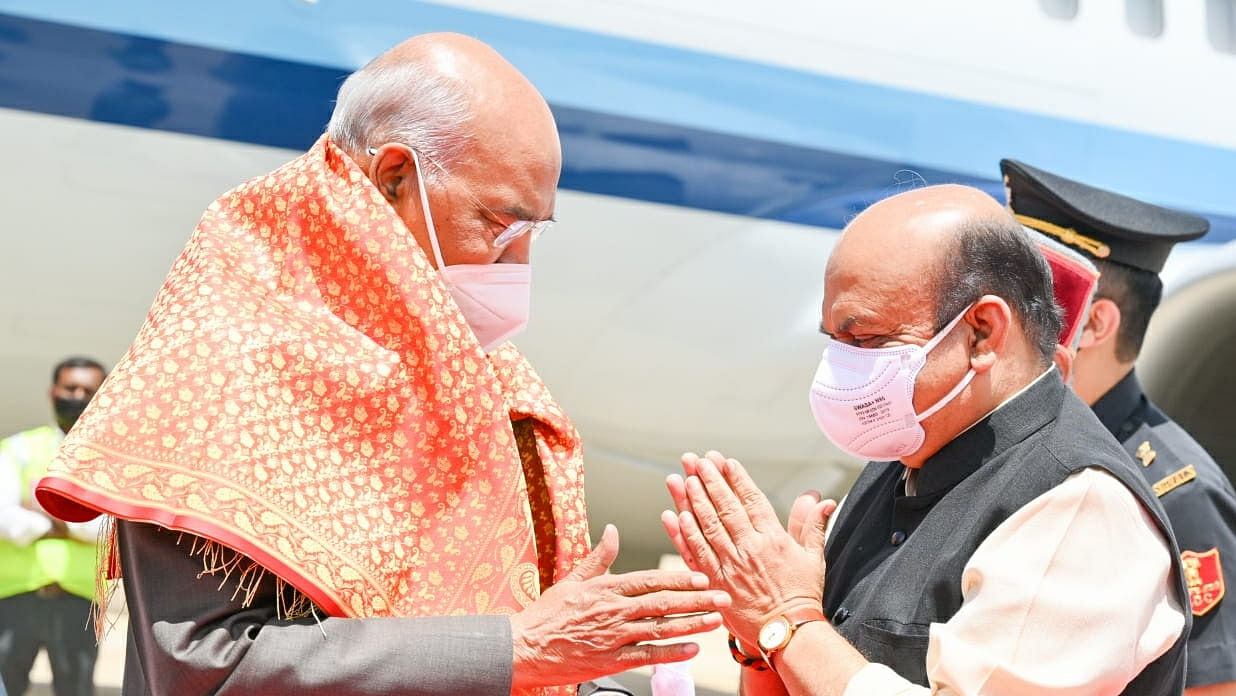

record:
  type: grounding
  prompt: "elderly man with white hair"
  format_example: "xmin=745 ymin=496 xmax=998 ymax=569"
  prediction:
xmin=35 ymin=33 xmax=727 ymax=696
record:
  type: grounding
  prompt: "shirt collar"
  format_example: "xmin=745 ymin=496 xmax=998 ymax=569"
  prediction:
xmin=1090 ymin=369 xmax=1144 ymax=438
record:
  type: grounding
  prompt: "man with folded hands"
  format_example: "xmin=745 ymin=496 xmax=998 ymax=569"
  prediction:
xmin=664 ymin=184 xmax=1189 ymax=695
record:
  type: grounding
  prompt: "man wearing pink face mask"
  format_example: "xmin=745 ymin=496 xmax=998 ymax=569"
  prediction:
xmin=663 ymin=185 xmax=1190 ymax=695
xmin=34 ymin=33 xmax=728 ymax=696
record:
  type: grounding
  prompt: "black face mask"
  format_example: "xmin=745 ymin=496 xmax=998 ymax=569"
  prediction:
xmin=53 ymin=396 xmax=91 ymax=432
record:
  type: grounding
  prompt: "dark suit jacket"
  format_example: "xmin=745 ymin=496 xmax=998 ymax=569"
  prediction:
xmin=117 ymin=521 xmax=635 ymax=695
xmin=118 ymin=520 xmax=514 ymax=695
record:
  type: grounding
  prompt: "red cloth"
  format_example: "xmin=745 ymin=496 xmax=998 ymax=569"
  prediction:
xmin=1038 ymin=239 xmax=1100 ymax=349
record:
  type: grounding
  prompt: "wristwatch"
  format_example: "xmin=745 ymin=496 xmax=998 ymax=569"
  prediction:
xmin=756 ymin=606 xmax=828 ymax=669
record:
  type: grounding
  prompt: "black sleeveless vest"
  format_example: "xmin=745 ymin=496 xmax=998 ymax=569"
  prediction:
xmin=822 ymin=372 xmax=1189 ymax=694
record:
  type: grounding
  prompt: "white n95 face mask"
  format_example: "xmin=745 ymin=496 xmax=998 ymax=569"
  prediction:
xmin=412 ymin=150 xmax=531 ymax=353
xmin=436 ymin=263 xmax=530 ymax=351
xmin=808 ymin=306 xmax=975 ymax=462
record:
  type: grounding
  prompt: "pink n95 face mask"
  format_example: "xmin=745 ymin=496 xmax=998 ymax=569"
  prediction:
xmin=412 ymin=150 xmax=531 ymax=353
xmin=808 ymin=306 xmax=975 ymax=462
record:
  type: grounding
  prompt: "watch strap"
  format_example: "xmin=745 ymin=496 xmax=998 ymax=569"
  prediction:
xmin=728 ymin=633 xmax=770 ymax=671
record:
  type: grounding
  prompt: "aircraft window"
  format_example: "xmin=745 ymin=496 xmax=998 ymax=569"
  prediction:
xmin=1208 ymin=0 xmax=1236 ymax=52
xmin=1126 ymin=0 xmax=1164 ymax=37
xmin=1040 ymin=0 xmax=1079 ymax=20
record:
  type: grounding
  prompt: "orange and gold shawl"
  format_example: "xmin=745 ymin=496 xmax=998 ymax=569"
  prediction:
xmin=36 ymin=137 xmax=590 ymax=640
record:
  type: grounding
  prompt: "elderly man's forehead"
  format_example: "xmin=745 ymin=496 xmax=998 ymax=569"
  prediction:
xmin=822 ymin=262 xmax=936 ymax=330
xmin=825 ymin=224 xmax=946 ymax=288
xmin=822 ymin=232 xmax=947 ymax=332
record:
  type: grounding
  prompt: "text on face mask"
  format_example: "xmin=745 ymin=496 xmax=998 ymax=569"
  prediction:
xmin=852 ymin=396 xmax=892 ymax=426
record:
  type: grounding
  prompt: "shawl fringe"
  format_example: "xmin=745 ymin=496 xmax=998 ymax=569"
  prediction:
xmin=92 ymin=516 xmax=122 ymax=642
xmin=178 ymin=533 xmax=318 ymax=621
xmin=89 ymin=517 xmax=317 ymax=643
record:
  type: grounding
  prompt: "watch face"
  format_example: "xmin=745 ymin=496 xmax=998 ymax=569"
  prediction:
xmin=759 ymin=616 xmax=791 ymax=651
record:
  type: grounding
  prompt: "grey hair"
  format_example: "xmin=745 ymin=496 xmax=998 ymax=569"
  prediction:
xmin=327 ymin=58 xmax=472 ymax=175
xmin=934 ymin=215 xmax=1063 ymax=366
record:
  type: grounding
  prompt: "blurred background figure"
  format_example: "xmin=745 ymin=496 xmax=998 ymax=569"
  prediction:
xmin=1004 ymin=159 xmax=1236 ymax=695
xmin=0 ymin=357 xmax=106 ymax=696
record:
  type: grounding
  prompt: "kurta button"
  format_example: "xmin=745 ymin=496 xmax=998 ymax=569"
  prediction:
xmin=890 ymin=530 xmax=907 ymax=546
xmin=833 ymin=607 xmax=851 ymax=624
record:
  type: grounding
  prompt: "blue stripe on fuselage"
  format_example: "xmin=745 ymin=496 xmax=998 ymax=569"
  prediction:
xmin=0 ymin=9 xmax=1233 ymax=242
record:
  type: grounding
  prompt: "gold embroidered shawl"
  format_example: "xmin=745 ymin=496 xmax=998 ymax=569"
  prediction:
xmin=36 ymin=137 xmax=590 ymax=679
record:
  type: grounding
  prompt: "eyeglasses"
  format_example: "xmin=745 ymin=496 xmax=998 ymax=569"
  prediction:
xmin=367 ymin=145 xmax=553 ymax=248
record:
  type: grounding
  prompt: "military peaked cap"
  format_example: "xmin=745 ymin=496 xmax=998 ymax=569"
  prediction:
xmin=1001 ymin=159 xmax=1208 ymax=273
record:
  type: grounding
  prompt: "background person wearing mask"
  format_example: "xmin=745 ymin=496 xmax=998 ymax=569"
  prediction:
xmin=33 ymin=33 xmax=727 ymax=696
xmin=663 ymin=184 xmax=1189 ymax=695
xmin=0 ymin=356 xmax=106 ymax=696
xmin=1004 ymin=158 xmax=1236 ymax=696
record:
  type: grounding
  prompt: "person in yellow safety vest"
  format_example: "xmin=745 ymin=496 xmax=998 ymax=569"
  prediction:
xmin=0 ymin=357 xmax=106 ymax=696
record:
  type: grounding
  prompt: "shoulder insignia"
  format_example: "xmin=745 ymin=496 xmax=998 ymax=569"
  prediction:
xmin=1182 ymin=548 xmax=1225 ymax=616
xmin=1135 ymin=440 xmax=1156 ymax=467
xmin=1152 ymin=465 xmax=1196 ymax=497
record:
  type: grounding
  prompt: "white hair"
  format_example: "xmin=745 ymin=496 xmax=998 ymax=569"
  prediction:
xmin=327 ymin=59 xmax=471 ymax=175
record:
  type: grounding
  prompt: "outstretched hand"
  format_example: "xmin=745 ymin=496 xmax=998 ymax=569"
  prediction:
xmin=661 ymin=452 xmax=835 ymax=648
xmin=509 ymin=524 xmax=731 ymax=690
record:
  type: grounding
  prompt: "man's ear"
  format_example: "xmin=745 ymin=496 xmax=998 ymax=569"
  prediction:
xmin=966 ymin=295 xmax=1012 ymax=375
xmin=367 ymin=144 xmax=417 ymax=202
xmin=1077 ymin=298 xmax=1121 ymax=350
